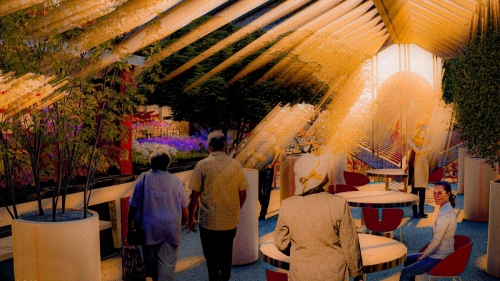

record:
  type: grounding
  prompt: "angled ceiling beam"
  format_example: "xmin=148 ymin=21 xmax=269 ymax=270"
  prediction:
xmin=0 ymin=0 xmax=45 ymax=17
xmin=412 ymin=22 xmax=466 ymax=50
xmin=372 ymin=0 xmax=401 ymax=43
xmin=450 ymin=0 xmax=478 ymax=13
xmin=341 ymin=17 xmax=382 ymax=43
xmin=227 ymin=0 xmax=368 ymax=84
xmin=428 ymin=0 xmax=475 ymax=20
xmin=135 ymin=0 xmax=273 ymax=75
xmin=409 ymin=2 xmax=468 ymax=34
xmin=412 ymin=31 xmax=458 ymax=56
xmin=413 ymin=0 xmax=470 ymax=26
xmin=185 ymin=0 xmax=348 ymax=89
xmin=340 ymin=19 xmax=385 ymax=46
xmin=412 ymin=38 xmax=455 ymax=58
xmin=161 ymin=0 xmax=314 ymax=82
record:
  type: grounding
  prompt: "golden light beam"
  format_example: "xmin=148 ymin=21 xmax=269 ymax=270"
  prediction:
xmin=68 ymin=0 xmax=183 ymax=56
xmin=184 ymin=0 xmax=348 ymax=91
xmin=134 ymin=0 xmax=272 ymax=77
xmin=78 ymin=0 xmax=229 ymax=76
xmin=161 ymin=0 xmax=313 ymax=82
xmin=228 ymin=0 xmax=367 ymax=84
xmin=0 ymin=0 xmax=46 ymax=18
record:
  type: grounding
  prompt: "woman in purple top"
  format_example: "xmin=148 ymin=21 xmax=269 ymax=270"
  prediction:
xmin=128 ymin=152 xmax=189 ymax=281
xmin=399 ymin=181 xmax=457 ymax=281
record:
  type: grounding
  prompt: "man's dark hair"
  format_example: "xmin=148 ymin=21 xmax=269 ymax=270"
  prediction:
xmin=150 ymin=152 xmax=171 ymax=171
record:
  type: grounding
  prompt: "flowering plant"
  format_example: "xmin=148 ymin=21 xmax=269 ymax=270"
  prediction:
xmin=132 ymin=136 xmax=209 ymax=165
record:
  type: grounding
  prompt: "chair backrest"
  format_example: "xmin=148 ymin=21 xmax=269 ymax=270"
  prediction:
xmin=343 ymin=171 xmax=370 ymax=187
xmin=266 ymin=268 xmax=288 ymax=281
xmin=362 ymin=207 xmax=404 ymax=233
xmin=329 ymin=184 xmax=359 ymax=194
xmin=425 ymin=235 xmax=473 ymax=277
xmin=428 ymin=167 xmax=444 ymax=183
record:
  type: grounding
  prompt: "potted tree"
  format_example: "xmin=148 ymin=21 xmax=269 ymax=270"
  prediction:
xmin=0 ymin=5 xmax=144 ymax=280
xmin=442 ymin=11 xmax=500 ymax=278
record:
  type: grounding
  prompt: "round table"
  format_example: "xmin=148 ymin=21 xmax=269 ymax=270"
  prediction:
xmin=335 ymin=190 xmax=418 ymax=208
xmin=367 ymin=169 xmax=408 ymax=191
xmin=260 ymin=234 xmax=407 ymax=277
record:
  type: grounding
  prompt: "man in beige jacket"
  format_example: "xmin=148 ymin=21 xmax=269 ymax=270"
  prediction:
xmin=274 ymin=153 xmax=364 ymax=281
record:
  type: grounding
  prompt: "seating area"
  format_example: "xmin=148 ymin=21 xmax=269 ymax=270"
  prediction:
xmin=93 ymin=182 xmax=488 ymax=281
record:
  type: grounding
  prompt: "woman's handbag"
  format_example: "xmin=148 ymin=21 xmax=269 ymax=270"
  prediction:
xmin=127 ymin=174 xmax=146 ymax=245
xmin=122 ymin=245 xmax=146 ymax=281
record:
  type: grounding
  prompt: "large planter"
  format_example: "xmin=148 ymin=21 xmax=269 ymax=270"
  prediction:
xmin=232 ymin=168 xmax=258 ymax=265
xmin=487 ymin=180 xmax=500 ymax=277
xmin=463 ymin=157 xmax=497 ymax=221
xmin=12 ymin=209 xmax=101 ymax=281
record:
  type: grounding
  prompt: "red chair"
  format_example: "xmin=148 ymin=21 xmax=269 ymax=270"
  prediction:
xmin=362 ymin=207 xmax=404 ymax=242
xmin=419 ymin=235 xmax=473 ymax=281
xmin=328 ymin=184 xmax=359 ymax=194
xmin=343 ymin=171 xmax=370 ymax=187
xmin=265 ymin=268 xmax=288 ymax=281
xmin=428 ymin=167 xmax=444 ymax=183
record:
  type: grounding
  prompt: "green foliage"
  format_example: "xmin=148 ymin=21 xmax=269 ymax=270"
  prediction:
xmin=140 ymin=17 xmax=326 ymax=142
xmin=442 ymin=24 xmax=500 ymax=165
xmin=0 ymin=7 xmax=145 ymax=219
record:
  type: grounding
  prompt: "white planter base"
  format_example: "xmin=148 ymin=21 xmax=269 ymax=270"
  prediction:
xmin=232 ymin=169 xmax=258 ymax=265
xmin=12 ymin=209 xmax=101 ymax=281
xmin=487 ymin=180 xmax=500 ymax=277
xmin=463 ymin=157 xmax=497 ymax=221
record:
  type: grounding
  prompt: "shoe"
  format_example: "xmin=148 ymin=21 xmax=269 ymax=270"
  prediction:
xmin=413 ymin=210 xmax=420 ymax=218
xmin=419 ymin=213 xmax=428 ymax=218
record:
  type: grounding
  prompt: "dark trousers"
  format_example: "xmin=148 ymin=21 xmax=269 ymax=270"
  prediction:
xmin=400 ymin=253 xmax=440 ymax=281
xmin=412 ymin=187 xmax=427 ymax=214
xmin=259 ymin=168 xmax=274 ymax=218
xmin=408 ymin=166 xmax=426 ymax=214
xmin=199 ymin=226 xmax=237 ymax=281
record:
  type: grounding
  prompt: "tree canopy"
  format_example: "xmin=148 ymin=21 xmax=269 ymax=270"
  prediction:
xmin=140 ymin=16 xmax=328 ymax=141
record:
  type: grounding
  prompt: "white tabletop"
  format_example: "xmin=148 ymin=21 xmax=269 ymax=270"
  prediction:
xmin=367 ymin=169 xmax=407 ymax=177
xmin=260 ymin=234 xmax=407 ymax=273
xmin=335 ymin=190 xmax=419 ymax=208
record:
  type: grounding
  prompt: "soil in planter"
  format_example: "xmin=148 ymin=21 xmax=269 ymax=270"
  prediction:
xmin=18 ymin=209 xmax=93 ymax=222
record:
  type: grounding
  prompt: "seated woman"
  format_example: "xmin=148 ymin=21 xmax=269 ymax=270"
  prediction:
xmin=399 ymin=181 xmax=457 ymax=281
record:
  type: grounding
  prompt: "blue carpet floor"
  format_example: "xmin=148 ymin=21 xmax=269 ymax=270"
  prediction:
xmin=174 ymin=183 xmax=500 ymax=281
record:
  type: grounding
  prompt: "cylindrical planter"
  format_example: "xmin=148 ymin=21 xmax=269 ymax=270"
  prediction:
xmin=457 ymin=147 xmax=468 ymax=194
xmin=232 ymin=168 xmax=258 ymax=265
xmin=487 ymin=180 xmax=500 ymax=277
xmin=463 ymin=157 xmax=497 ymax=221
xmin=279 ymin=154 xmax=300 ymax=203
xmin=12 ymin=209 xmax=101 ymax=281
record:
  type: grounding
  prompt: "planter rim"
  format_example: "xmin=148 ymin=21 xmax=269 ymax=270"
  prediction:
xmin=14 ymin=209 xmax=97 ymax=225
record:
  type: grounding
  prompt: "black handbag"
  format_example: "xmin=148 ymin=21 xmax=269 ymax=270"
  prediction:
xmin=127 ymin=226 xmax=145 ymax=246
xmin=127 ymin=174 xmax=146 ymax=245
xmin=122 ymin=245 xmax=146 ymax=281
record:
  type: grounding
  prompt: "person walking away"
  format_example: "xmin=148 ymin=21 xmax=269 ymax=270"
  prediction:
xmin=399 ymin=181 xmax=457 ymax=281
xmin=258 ymin=143 xmax=280 ymax=220
xmin=128 ymin=152 xmax=189 ymax=281
xmin=187 ymin=130 xmax=248 ymax=281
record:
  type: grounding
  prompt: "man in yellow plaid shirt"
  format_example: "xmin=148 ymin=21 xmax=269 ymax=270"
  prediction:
xmin=187 ymin=130 xmax=248 ymax=281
